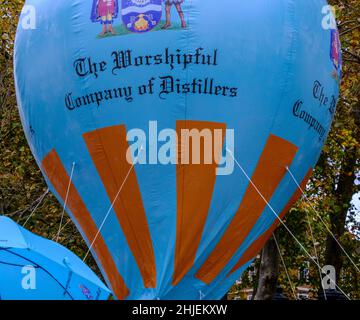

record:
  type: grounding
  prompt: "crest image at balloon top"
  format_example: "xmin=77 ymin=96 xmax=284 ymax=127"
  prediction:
xmin=14 ymin=0 xmax=341 ymax=299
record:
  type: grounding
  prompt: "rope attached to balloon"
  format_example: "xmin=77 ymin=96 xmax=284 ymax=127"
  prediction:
xmin=22 ymin=189 xmax=50 ymax=227
xmin=273 ymin=234 xmax=298 ymax=300
xmin=83 ymin=146 xmax=145 ymax=262
xmin=286 ymin=166 xmax=360 ymax=274
xmin=304 ymin=200 xmax=328 ymax=300
xmin=56 ymin=162 xmax=76 ymax=242
xmin=226 ymin=148 xmax=351 ymax=300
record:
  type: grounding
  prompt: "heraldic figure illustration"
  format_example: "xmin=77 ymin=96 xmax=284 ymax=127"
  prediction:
xmin=91 ymin=0 xmax=119 ymax=36
xmin=162 ymin=0 xmax=186 ymax=30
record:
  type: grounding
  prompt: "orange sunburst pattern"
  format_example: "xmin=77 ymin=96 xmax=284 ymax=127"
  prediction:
xmin=195 ymin=134 xmax=298 ymax=284
xmin=41 ymin=126 xmax=303 ymax=296
xmin=41 ymin=149 xmax=129 ymax=300
xmin=83 ymin=125 xmax=157 ymax=289
xmin=173 ymin=120 xmax=226 ymax=286
xmin=227 ymin=168 xmax=313 ymax=277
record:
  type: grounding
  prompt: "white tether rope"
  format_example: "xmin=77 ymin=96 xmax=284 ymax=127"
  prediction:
xmin=226 ymin=148 xmax=351 ymax=300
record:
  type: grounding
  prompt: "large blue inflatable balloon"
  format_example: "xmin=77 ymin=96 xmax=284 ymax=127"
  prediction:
xmin=15 ymin=0 xmax=341 ymax=299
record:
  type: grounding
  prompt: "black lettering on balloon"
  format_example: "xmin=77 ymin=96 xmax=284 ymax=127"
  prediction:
xmin=292 ymin=99 xmax=326 ymax=140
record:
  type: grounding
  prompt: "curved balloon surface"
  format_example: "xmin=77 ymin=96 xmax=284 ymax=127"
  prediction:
xmin=0 ymin=216 xmax=110 ymax=300
xmin=15 ymin=0 xmax=341 ymax=299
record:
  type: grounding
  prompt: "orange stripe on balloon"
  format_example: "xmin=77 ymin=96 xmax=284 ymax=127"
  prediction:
xmin=173 ymin=121 xmax=226 ymax=286
xmin=227 ymin=168 xmax=313 ymax=276
xmin=83 ymin=125 xmax=156 ymax=288
xmin=41 ymin=149 xmax=129 ymax=300
xmin=195 ymin=134 xmax=298 ymax=284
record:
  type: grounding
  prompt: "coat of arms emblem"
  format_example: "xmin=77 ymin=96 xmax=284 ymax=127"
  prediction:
xmin=121 ymin=0 xmax=162 ymax=33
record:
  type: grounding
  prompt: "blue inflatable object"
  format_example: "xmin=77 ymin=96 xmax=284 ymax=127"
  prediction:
xmin=14 ymin=0 xmax=341 ymax=299
xmin=0 ymin=216 xmax=110 ymax=300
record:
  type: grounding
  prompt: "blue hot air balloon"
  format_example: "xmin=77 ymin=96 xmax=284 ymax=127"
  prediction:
xmin=0 ymin=216 xmax=110 ymax=300
xmin=14 ymin=0 xmax=341 ymax=299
